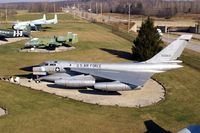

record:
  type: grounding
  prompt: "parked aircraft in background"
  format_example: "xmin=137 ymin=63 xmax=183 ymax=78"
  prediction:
xmin=12 ymin=14 xmax=46 ymax=30
xmin=0 ymin=27 xmax=30 ymax=41
xmin=12 ymin=14 xmax=58 ymax=31
xmin=24 ymin=32 xmax=78 ymax=50
xmin=157 ymin=28 xmax=163 ymax=36
xmin=31 ymin=35 xmax=192 ymax=91
xmin=44 ymin=14 xmax=58 ymax=25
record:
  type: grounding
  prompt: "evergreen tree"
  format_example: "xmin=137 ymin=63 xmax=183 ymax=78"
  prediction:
xmin=132 ymin=17 xmax=162 ymax=61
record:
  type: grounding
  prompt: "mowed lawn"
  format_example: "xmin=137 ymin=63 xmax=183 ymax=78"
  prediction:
xmin=0 ymin=13 xmax=199 ymax=133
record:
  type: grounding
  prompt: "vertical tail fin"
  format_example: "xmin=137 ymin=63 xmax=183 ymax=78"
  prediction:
xmin=43 ymin=14 xmax=46 ymax=21
xmin=146 ymin=35 xmax=192 ymax=63
xmin=54 ymin=14 xmax=58 ymax=24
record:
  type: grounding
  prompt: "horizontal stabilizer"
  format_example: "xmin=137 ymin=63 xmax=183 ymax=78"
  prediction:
xmin=178 ymin=34 xmax=193 ymax=41
xmin=54 ymin=14 xmax=58 ymax=24
xmin=43 ymin=14 xmax=46 ymax=21
xmin=162 ymin=60 xmax=183 ymax=63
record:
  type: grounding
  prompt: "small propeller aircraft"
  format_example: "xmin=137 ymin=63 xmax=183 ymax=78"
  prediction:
xmin=0 ymin=26 xmax=30 ymax=41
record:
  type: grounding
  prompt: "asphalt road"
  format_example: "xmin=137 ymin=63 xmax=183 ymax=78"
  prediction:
xmin=162 ymin=36 xmax=200 ymax=53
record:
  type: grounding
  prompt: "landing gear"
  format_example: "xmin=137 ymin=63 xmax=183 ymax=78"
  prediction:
xmin=35 ymin=80 xmax=40 ymax=83
xmin=47 ymin=44 xmax=56 ymax=50
xmin=34 ymin=75 xmax=40 ymax=83
xmin=32 ymin=25 xmax=42 ymax=31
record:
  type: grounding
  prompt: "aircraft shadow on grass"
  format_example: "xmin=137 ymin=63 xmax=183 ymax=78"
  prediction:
xmin=144 ymin=120 xmax=171 ymax=133
xmin=41 ymin=26 xmax=52 ymax=31
xmin=43 ymin=26 xmax=52 ymax=30
xmin=47 ymin=84 xmax=85 ymax=90
xmin=0 ymin=38 xmax=8 ymax=42
xmin=15 ymin=73 xmax=33 ymax=79
xmin=78 ymin=89 xmax=121 ymax=96
xmin=100 ymin=48 xmax=133 ymax=61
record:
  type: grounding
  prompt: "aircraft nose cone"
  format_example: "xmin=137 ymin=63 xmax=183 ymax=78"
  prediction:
xmin=20 ymin=65 xmax=39 ymax=72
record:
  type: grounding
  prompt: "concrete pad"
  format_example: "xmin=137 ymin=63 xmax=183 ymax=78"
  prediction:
xmin=0 ymin=37 xmax=27 ymax=45
xmin=18 ymin=78 xmax=165 ymax=108
xmin=0 ymin=108 xmax=6 ymax=116
xmin=19 ymin=46 xmax=75 ymax=53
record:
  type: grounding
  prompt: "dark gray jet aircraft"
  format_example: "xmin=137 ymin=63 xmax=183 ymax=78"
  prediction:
xmin=0 ymin=28 xmax=30 ymax=41
xmin=32 ymin=35 xmax=192 ymax=91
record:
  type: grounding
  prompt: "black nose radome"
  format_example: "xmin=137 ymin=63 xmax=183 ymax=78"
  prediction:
xmin=20 ymin=65 xmax=39 ymax=72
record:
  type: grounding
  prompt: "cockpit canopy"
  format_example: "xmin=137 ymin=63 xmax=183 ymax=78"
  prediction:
xmin=39 ymin=61 xmax=58 ymax=66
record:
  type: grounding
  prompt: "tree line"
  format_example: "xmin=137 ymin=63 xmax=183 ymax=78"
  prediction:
xmin=0 ymin=0 xmax=200 ymax=17
xmin=81 ymin=0 xmax=200 ymax=17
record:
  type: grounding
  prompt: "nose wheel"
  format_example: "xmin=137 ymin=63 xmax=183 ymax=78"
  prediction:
xmin=34 ymin=75 xmax=40 ymax=83
xmin=35 ymin=80 xmax=40 ymax=83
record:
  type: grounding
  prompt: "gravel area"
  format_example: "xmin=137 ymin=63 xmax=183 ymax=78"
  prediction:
xmin=18 ymin=78 xmax=165 ymax=108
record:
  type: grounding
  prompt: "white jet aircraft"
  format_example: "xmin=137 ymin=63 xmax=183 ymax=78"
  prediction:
xmin=32 ymin=35 xmax=192 ymax=91
xmin=13 ymin=14 xmax=58 ymax=30
xmin=44 ymin=14 xmax=58 ymax=25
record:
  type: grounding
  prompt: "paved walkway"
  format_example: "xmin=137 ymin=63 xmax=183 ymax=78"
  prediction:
xmin=18 ymin=78 xmax=165 ymax=108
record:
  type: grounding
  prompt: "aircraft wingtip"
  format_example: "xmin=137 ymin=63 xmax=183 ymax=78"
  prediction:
xmin=178 ymin=34 xmax=193 ymax=41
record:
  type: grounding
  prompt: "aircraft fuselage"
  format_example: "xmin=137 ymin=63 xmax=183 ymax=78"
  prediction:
xmin=33 ymin=60 xmax=183 ymax=75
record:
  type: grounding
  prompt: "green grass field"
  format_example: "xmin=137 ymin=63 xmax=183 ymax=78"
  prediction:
xmin=0 ymin=13 xmax=199 ymax=133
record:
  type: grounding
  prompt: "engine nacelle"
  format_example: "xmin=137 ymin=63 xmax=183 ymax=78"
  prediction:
xmin=94 ymin=82 xmax=138 ymax=91
xmin=39 ymin=73 xmax=71 ymax=82
xmin=55 ymin=79 xmax=95 ymax=88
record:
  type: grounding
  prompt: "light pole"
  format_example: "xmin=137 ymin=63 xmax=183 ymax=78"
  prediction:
xmin=54 ymin=3 xmax=56 ymax=13
xmin=5 ymin=6 xmax=8 ymax=22
xmin=128 ymin=4 xmax=131 ymax=33
xmin=96 ymin=2 xmax=98 ymax=14
xmin=73 ymin=3 xmax=76 ymax=19
xmin=101 ymin=3 xmax=103 ymax=22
